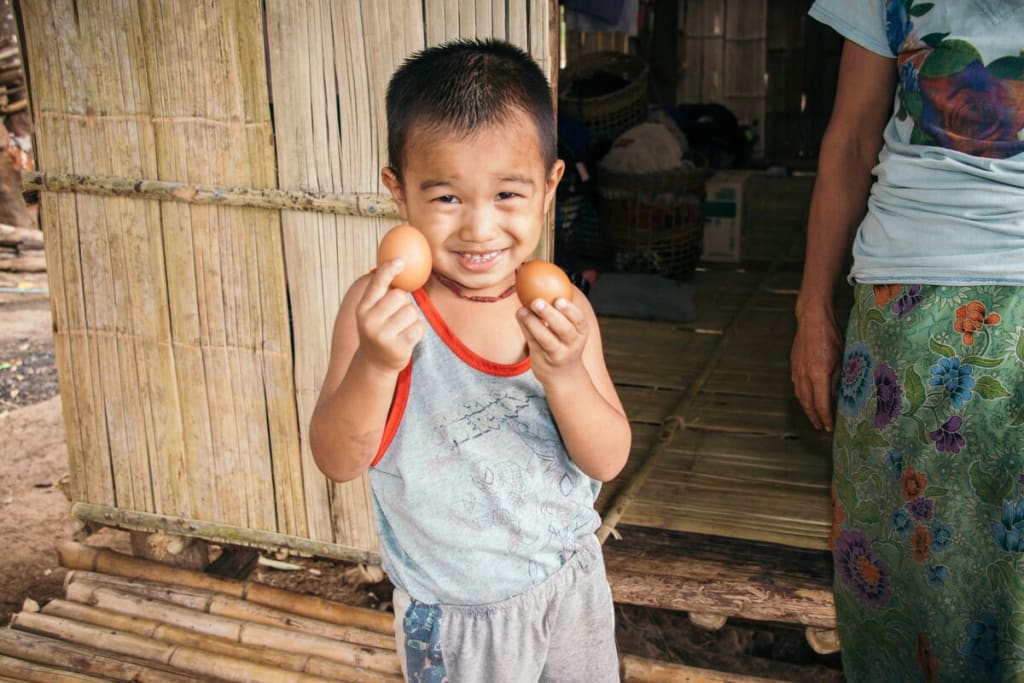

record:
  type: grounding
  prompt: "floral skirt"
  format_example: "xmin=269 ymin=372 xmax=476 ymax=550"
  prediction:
xmin=833 ymin=283 xmax=1024 ymax=682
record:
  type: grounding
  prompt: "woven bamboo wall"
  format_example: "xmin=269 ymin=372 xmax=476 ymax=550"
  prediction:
xmin=20 ymin=0 xmax=554 ymax=560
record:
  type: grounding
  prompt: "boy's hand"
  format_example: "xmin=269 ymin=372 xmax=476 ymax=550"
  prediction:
xmin=516 ymin=297 xmax=587 ymax=385
xmin=355 ymin=258 xmax=426 ymax=372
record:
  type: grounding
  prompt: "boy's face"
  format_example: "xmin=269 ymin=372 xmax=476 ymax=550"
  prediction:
xmin=382 ymin=108 xmax=564 ymax=298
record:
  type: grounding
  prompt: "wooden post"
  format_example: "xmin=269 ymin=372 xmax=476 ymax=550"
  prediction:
xmin=805 ymin=627 xmax=841 ymax=655
xmin=688 ymin=612 xmax=728 ymax=630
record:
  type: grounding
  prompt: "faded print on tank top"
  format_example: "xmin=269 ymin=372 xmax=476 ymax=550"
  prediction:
xmin=368 ymin=290 xmax=601 ymax=606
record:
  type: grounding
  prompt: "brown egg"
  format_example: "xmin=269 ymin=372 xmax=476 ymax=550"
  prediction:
xmin=377 ymin=224 xmax=432 ymax=291
xmin=516 ymin=260 xmax=573 ymax=305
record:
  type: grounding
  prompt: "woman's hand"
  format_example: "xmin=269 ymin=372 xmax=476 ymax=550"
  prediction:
xmin=790 ymin=40 xmax=896 ymax=432
xmin=791 ymin=307 xmax=843 ymax=431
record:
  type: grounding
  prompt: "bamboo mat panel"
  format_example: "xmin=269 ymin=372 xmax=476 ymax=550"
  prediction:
xmin=20 ymin=1 xmax=297 ymax=532
xmin=600 ymin=176 xmax=837 ymax=550
xmin=268 ymin=1 xmax=555 ymax=552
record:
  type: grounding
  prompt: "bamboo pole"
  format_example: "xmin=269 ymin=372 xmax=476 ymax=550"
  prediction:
xmin=42 ymin=599 xmax=401 ymax=683
xmin=10 ymin=611 xmax=333 ymax=683
xmin=57 ymin=541 xmax=392 ymax=634
xmin=63 ymin=582 xmax=401 ymax=674
xmin=0 ymin=223 xmax=43 ymax=249
xmin=22 ymin=170 xmax=400 ymax=218
xmin=71 ymin=503 xmax=381 ymax=566
xmin=0 ymin=628 xmax=197 ymax=683
xmin=0 ymin=653 xmax=112 ymax=683
xmin=65 ymin=570 xmax=395 ymax=650
xmin=621 ymin=655 xmax=786 ymax=683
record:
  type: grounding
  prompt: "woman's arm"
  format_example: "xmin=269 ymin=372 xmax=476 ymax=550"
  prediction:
xmin=791 ymin=39 xmax=897 ymax=431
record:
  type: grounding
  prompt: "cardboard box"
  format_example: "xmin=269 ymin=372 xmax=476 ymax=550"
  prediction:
xmin=702 ymin=171 xmax=754 ymax=263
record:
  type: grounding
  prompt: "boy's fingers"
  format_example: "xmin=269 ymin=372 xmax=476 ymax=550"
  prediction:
xmin=554 ymin=297 xmax=585 ymax=326
xmin=400 ymin=319 xmax=426 ymax=346
xmin=364 ymin=258 xmax=405 ymax=302
xmin=528 ymin=299 xmax=580 ymax=340
xmin=517 ymin=306 xmax=560 ymax=353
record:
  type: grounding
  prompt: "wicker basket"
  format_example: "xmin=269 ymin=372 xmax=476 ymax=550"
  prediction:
xmin=597 ymin=166 xmax=710 ymax=280
xmin=556 ymin=191 xmax=607 ymax=267
xmin=558 ymin=51 xmax=649 ymax=145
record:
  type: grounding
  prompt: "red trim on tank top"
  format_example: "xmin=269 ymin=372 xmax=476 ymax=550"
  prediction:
xmin=412 ymin=288 xmax=531 ymax=377
xmin=371 ymin=361 xmax=412 ymax=467
xmin=372 ymin=286 xmax=530 ymax=467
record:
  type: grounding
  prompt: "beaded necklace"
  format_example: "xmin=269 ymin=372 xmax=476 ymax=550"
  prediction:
xmin=431 ymin=270 xmax=517 ymax=303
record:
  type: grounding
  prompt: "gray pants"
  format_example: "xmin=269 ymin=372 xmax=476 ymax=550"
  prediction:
xmin=392 ymin=534 xmax=620 ymax=683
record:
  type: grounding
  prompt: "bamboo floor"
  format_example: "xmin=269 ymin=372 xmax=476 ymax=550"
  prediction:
xmin=597 ymin=175 xmax=850 ymax=632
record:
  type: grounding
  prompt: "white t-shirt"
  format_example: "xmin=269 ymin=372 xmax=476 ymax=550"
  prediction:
xmin=810 ymin=0 xmax=1024 ymax=284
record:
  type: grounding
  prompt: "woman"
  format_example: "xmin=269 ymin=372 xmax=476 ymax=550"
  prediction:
xmin=791 ymin=1 xmax=1024 ymax=680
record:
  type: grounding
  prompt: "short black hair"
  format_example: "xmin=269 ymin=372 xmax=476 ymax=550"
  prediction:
xmin=385 ymin=38 xmax=557 ymax=179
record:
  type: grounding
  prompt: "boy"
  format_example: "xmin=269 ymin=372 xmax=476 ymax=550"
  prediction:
xmin=309 ymin=38 xmax=631 ymax=682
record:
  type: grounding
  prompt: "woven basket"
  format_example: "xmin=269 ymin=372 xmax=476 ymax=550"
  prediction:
xmin=556 ymin=192 xmax=607 ymax=266
xmin=558 ymin=51 xmax=649 ymax=145
xmin=597 ymin=166 xmax=710 ymax=280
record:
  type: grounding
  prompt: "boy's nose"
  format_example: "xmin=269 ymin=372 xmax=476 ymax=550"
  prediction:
xmin=459 ymin=205 xmax=500 ymax=242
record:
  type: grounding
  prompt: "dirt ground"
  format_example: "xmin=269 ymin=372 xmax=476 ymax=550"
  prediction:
xmin=0 ymin=269 xmax=843 ymax=681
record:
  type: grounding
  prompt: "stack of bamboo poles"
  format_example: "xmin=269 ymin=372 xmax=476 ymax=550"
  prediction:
xmin=0 ymin=542 xmax=402 ymax=682
xmin=0 ymin=222 xmax=43 ymax=272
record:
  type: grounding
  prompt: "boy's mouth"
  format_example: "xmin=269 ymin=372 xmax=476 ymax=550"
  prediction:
xmin=456 ymin=249 xmax=505 ymax=265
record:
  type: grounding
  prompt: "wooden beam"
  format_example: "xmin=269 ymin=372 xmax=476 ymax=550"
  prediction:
xmin=604 ymin=525 xmax=836 ymax=629
xmin=622 ymin=654 xmax=787 ymax=683
xmin=22 ymin=170 xmax=400 ymax=219
xmin=71 ymin=502 xmax=381 ymax=565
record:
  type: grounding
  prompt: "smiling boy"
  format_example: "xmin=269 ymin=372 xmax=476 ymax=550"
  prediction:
xmin=309 ymin=39 xmax=630 ymax=682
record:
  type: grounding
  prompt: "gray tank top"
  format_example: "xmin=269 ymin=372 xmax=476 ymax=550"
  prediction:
xmin=368 ymin=288 xmax=601 ymax=605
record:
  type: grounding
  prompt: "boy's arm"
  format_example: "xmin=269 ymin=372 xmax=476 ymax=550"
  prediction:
xmin=523 ymin=292 xmax=631 ymax=482
xmin=309 ymin=262 xmax=425 ymax=482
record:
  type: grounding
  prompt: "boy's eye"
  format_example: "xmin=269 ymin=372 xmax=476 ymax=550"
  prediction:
xmin=433 ymin=194 xmax=459 ymax=204
xmin=496 ymin=191 xmax=520 ymax=200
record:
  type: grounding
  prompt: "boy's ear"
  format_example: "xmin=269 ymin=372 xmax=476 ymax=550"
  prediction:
xmin=381 ymin=167 xmax=408 ymax=218
xmin=543 ymin=159 xmax=566 ymax=213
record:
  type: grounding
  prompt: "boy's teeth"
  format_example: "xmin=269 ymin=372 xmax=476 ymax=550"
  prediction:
xmin=462 ymin=250 xmax=500 ymax=263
